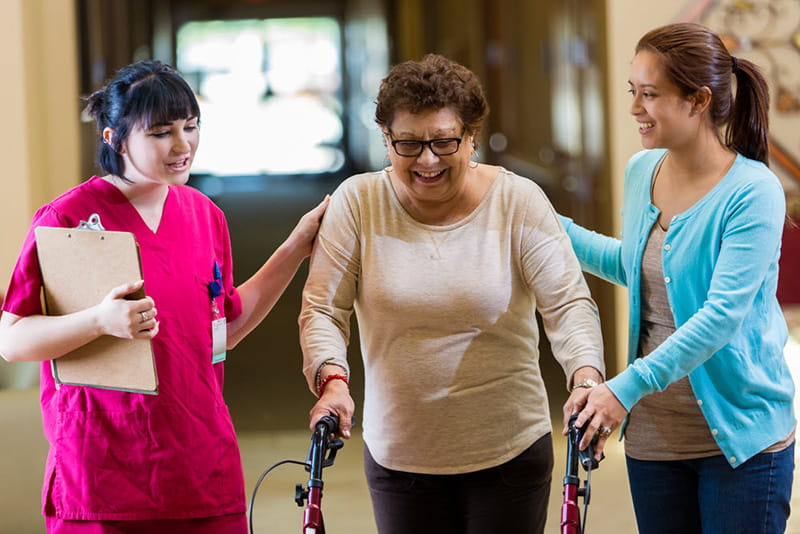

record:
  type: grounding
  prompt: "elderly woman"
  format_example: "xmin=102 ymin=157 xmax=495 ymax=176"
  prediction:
xmin=299 ymin=54 xmax=604 ymax=533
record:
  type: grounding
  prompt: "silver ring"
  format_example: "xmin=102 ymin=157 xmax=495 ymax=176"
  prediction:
xmin=139 ymin=311 xmax=148 ymax=323
xmin=598 ymin=426 xmax=612 ymax=438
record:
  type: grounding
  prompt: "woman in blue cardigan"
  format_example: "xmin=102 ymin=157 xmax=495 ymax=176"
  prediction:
xmin=562 ymin=23 xmax=794 ymax=534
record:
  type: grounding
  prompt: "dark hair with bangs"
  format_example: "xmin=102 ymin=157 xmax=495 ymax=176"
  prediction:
xmin=84 ymin=60 xmax=200 ymax=181
xmin=374 ymin=54 xmax=489 ymax=147
xmin=636 ymin=23 xmax=770 ymax=164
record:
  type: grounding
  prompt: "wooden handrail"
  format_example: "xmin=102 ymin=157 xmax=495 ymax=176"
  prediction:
xmin=771 ymin=138 xmax=800 ymax=187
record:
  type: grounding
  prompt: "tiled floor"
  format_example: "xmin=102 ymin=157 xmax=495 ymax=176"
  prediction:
xmin=4 ymin=386 xmax=800 ymax=533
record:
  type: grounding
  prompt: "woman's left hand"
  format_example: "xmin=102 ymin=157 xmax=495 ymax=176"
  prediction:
xmin=289 ymin=195 xmax=330 ymax=258
xmin=562 ymin=386 xmax=592 ymax=434
xmin=562 ymin=366 xmax=604 ymax=434
xmin=571 ymin=384 xmax=627 ymax=460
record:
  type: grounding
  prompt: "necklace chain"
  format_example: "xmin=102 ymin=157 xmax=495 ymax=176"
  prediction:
xmin=426 ymin=230 xmax=449 ymax=260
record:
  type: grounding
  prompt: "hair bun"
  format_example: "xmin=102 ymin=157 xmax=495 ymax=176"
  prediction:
xmin=84 ymin=88 xmax=107 ymax=118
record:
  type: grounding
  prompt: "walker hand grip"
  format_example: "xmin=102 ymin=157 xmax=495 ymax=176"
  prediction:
xmin=568 ymin=414 xmax=602 ymax=471
xmin=315 ymin=414 xmax=340 ymax=436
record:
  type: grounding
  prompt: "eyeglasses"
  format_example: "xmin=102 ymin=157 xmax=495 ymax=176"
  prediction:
xmin=387 ymin=131 xmax=463 ymax=157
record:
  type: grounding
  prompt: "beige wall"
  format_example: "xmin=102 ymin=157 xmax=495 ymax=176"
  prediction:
xmin=0 ymin=0 xmax=80 ymax=289
xmin=0 ymin=0 xmax=79 ymax=387
xmin=604 ymin=2 xmax=679 ymax=369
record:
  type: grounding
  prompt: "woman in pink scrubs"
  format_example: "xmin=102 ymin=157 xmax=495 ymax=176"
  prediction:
xmin=0 ymin=60 xmax=328 ymax=533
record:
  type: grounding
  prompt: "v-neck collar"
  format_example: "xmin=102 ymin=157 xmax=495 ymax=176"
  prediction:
xmin=646 ymin=151 xmax=741 ymax=229
xmin=91 ymin=177 xmax=174 ymax=238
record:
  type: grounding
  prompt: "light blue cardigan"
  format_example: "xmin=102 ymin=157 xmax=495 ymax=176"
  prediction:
xmin=560 ymin=149 xmax=794 ymax=467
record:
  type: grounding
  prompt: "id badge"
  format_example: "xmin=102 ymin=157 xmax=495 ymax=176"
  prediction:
xmin=212 ymin=317 xmax=227 ymax=364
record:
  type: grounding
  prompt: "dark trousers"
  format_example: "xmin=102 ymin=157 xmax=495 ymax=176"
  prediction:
xmin=364 ymin=433 xmax=553 ymax=534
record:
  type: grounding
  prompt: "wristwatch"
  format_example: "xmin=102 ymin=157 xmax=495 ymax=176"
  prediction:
xmin=571 ymin=378 xmax=599 ymax=391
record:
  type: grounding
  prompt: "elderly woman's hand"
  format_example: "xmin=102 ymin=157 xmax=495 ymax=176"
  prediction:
xmin=562 ymin=366 xmax=604 ymax=434
xmin=309 ymin=377 xmax=355 ymax=439
xmin=562 ymin=386 xmax=592 ymax=435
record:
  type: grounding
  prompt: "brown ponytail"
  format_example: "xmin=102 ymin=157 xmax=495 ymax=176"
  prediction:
xmin=726 ymin=57 xmax=770 ymax=164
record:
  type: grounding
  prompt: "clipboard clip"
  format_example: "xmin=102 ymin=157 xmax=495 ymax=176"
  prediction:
xmin=76 ymin=213 xmax=106 ymax=231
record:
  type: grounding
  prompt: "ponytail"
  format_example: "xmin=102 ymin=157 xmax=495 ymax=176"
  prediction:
xmin=84 ymin=87 xmax=120 ymax=178
xmin=726 ymin=57 xmax=770 ymax=164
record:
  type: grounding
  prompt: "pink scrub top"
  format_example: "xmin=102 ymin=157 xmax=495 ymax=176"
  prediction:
xmin=2 ymin=177 xmax=245 ymax=521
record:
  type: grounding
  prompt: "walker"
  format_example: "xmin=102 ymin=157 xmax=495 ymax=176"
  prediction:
xmin=560 ymin=413 xmax=603 ymax=534
xmin=248 ymin=415 xmax=344 ymax=534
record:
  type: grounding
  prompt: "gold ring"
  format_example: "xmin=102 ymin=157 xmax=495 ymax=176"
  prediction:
xmin=140 ymin=311 xmax=148 ymax=323
xmin=598 ymin=426 xmax=612 ymax=438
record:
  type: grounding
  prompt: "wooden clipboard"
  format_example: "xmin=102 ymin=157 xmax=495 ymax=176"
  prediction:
xmin=35 ymin=226 xmax=158 ymax=394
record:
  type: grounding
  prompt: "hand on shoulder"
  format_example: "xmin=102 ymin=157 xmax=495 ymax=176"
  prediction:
xmin=289 ymin=195 xmax=331 ymax=258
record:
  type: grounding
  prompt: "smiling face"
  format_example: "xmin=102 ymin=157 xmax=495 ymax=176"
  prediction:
xmin=384 ymin=107 xmax=474 ymax=213
xmin=108 ymin=116 xmax=199 ymax=187
xmin=628 ymin=50 xmax=699 ymax=151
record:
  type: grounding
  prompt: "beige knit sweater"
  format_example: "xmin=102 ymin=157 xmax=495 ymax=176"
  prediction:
xmin=300 ymin=167 xmax=604 ymax=474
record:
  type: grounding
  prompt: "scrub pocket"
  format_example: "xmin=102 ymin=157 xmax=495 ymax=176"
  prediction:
xmin=55 ymin=410 xmax=153 ymax=516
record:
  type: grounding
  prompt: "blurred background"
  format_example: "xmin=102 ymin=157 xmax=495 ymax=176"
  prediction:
xmin=1 ymin=0 xmax=799 ymax=531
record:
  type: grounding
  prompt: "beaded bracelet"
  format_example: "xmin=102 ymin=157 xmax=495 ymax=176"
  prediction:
xmin=317 ymin=374 xmax=349 ymax=397
xmin=314 ymin=361 xmax=348 ymax=392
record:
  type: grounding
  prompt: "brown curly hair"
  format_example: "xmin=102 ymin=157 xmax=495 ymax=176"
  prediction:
xmin=375 ymin=54 xmax=489 ymax=142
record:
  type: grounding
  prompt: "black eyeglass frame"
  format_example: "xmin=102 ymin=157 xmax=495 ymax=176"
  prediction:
xmin=386 ymin=130 xmax=464 ymax=157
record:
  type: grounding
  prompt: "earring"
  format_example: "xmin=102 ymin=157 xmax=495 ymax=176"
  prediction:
xmin=691 ymin=110 xmax=698 ymax=116
xmin=469 ymin=151 xmax=479 ymax=169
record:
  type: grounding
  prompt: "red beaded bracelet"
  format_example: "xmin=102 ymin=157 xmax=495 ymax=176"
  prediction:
xmin=317 ymin=374 xmax=349 ymax=397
